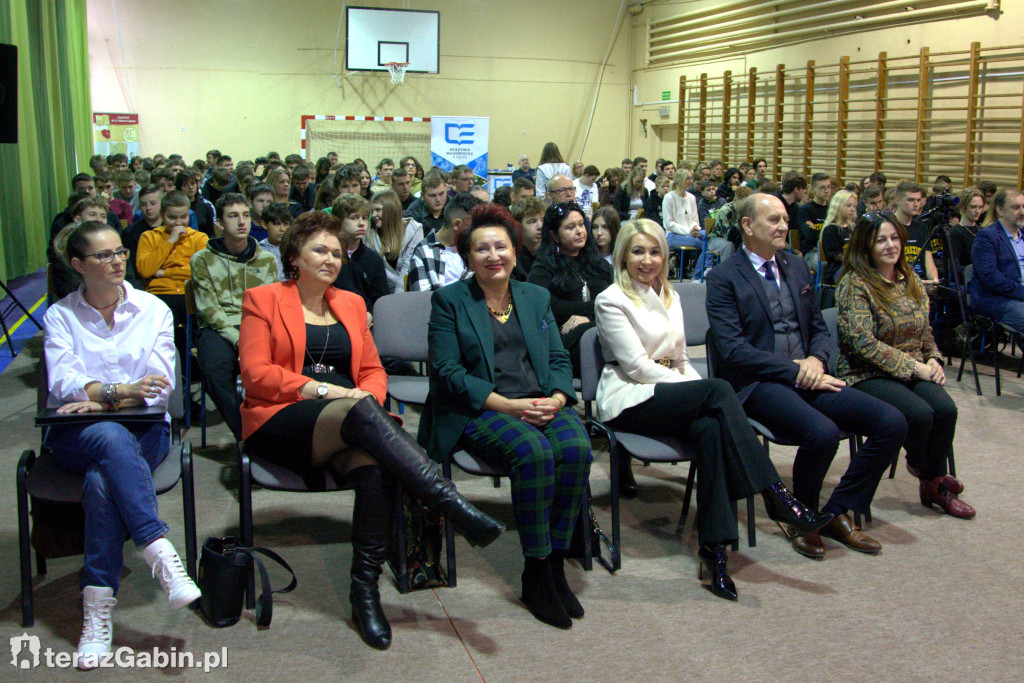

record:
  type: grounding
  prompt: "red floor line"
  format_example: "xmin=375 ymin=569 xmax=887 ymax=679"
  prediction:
xmin=431 ymin=588 xmax=486 ymax=683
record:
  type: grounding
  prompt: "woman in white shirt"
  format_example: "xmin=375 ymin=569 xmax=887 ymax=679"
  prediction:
xmin=44 ymin=221 xmax=200 ymax=668
xmin=662 ymin=171 xmax=703 ymax=249
xmin=594 ymin=219 xmax=832 ymax=601
xmin=534 ymin=142 xmax=571 ymax=198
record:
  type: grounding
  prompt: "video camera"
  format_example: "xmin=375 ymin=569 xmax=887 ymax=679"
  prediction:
xmin=920 ymin=189 xmax=959 ymax=223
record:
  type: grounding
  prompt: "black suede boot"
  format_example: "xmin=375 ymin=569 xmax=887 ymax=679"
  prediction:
xmin=521 ymin=556 xmax=571 ymax=629
xmin=549 ymin=550 xmax=584 ymax=618
xmin=339 ymin=396 xmax=505 ymax=547
xmin=348 ymin=465 xmax=391 ymax=650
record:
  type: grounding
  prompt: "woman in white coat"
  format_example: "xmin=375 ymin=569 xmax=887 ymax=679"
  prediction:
xmin=594 ymin=219 xmax=832 ymax=601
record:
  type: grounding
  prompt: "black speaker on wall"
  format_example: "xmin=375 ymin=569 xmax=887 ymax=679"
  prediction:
xmin=0 ymin=43 xmax=17 ymax=144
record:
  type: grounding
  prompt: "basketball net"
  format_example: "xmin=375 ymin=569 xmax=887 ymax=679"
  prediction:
xmin=385 ymin=62 xmax=409 ymax=84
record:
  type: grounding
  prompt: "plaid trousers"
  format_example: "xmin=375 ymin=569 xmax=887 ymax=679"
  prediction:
xmin=460 ymin=408 xmax=592 ymax=558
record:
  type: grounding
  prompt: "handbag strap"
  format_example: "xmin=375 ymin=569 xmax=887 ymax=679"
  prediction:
xmin=242 ymin=546 xmax=297 ymax=627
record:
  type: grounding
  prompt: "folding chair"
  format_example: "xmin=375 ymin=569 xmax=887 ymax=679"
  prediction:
xmin=371 ymin=290 xmax=432 ymax=413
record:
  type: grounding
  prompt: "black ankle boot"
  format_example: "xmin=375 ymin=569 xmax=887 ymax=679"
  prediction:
xmin=549 ymin=551 xmax=584 ymax=618
xmin=761 ymin=482 xmax=834 ymax=536
xmin=697 ymin=544 xmax=737 ymax=601
xmin=521 ymin=557 xmax=572 ymax=629
xmin=339 ymin=396 xmax=505 ymax=547
xmin=618 ymin=455 xmax=639 ymax=499
xmin=348 ymin=466 xmax=391 ymax=650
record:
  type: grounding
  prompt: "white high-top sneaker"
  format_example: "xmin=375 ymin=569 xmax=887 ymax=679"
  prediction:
xmin=77 ymin=586 xmax=116 ymax=670
xmin=142 ymin=538 xmax=201 ymax=610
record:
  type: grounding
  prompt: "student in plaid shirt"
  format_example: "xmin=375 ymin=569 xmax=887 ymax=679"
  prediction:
xmin=406 ymin=193 xmax=481 ymax=291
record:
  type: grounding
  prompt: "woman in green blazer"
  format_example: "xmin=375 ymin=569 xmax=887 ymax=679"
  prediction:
xmin=418 ymin=203 xmax=593 ymax=631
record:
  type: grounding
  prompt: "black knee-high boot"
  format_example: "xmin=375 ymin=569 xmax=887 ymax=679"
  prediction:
xmin=348 ymin=465 xmax=391 ymax=650
xmin=340 ymin=396 xmax=505 ymax=547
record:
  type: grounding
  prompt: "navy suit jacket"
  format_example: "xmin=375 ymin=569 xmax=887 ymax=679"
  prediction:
xmin=969 ymin=222 xmax=1024 ymax=319
xmin=706 ymin=247 xmax=830 ymax=402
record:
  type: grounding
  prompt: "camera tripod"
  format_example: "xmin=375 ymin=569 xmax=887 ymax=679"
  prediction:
xmin=913 ymin=208 xmax=982 ymax=395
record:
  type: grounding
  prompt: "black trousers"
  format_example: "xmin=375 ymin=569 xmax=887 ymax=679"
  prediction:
xmin=743 ymin=382 xmax=907 ymax=514
xmin=607 ymin=379 xmax=778 ymax=545
xmin=155 ymin=294 xmax=188 ymax=370
xmin=197 ymin=328 xmax=242 ymax=440
xmin=854 ymin=377 xmax=957 ymax=480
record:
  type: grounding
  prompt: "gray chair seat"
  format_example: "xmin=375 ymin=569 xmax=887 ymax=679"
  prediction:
xmin=26 ymin=446 xmax=185 ymax=502
xmin=247 ymin=454 xmax=345 ymax=491
xmin=451 ymin=449 xmax=508 ymax=477
xmin=613 ymin=433 xmax=693 ymax=462
xmin=386 ymin=376 xmax=430 ymax=406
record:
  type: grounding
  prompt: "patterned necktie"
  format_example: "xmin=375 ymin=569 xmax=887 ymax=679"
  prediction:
xmin=764 ymin=261 xmax=780 ymax=290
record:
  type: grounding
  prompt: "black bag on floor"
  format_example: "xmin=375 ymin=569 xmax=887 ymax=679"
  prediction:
xmin=197 ymin=536 xmax=296 ymax=627
xmin=565 ymin=497 xmax=616 ymax=573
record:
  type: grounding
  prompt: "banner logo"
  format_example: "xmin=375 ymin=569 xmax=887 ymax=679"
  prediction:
xmin=444 ymin=123 xmax=475 ymax=145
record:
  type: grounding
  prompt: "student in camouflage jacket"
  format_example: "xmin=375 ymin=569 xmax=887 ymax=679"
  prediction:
xmin=190 ymin=193 xmax=279 ymax=439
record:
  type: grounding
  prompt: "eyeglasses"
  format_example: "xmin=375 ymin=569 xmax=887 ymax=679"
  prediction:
xmin=83 ymin=248 xmax=130 ymax=263
xmin=548 ymin=201 xmax=584 ymax=218
xmin=550 ymin=186 xmax=575 ymax=197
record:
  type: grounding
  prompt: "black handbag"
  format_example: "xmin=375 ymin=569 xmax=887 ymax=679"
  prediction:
xmin=565 ymin=496 xmax=616 ymax=573
xmin=197 ymin=536 xmax=296 ymax=627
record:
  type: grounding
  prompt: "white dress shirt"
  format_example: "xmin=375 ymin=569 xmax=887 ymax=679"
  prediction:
xmin=743 ymin=245 xmax=779 ymax=282
xmin=44 ymin=281 xmax=175 ymax=414
xmin=594 ymin=281 xmax=702 ymax=422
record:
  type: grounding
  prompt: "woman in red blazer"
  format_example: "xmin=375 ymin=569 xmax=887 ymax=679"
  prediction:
xmin=238 ymin=211 xmax=503 ymax=651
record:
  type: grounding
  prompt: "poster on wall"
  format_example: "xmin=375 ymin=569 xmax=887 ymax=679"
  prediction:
xmin=430 ymin=116 xmax=489 ymax=181
xmin=93 ymin=113 xmax=140 ymax=159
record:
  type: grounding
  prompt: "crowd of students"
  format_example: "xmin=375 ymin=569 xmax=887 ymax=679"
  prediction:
xmin=43 ymin=142 xmax=1015 ymax=665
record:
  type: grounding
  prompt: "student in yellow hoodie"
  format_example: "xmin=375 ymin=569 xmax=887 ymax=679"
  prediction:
xmin=136 ymin=190 xmax=209 ymax=365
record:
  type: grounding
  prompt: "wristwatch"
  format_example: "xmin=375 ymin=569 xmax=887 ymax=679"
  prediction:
xmin=316 ymin=383 xmax=329 ymax=399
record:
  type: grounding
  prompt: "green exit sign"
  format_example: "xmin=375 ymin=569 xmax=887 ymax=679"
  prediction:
xmin=661 ymin=90 xmax=671 ymax=100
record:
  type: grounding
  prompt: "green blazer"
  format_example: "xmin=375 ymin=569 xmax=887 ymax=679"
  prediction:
xmin=417 ymin=278 xmax=576 ymax=462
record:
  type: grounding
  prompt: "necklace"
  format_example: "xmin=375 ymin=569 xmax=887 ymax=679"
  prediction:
xmin=487 ymin=299 xmax=513 ymax=324
xmin=305 ymin=322 xmax=334 ymax=374
xmin=84 ymin=285 xmax=124 ymax=311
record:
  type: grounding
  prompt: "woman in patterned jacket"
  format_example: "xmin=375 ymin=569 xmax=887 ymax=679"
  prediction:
xmin=835 ymin=211 xmax=975 ymax=519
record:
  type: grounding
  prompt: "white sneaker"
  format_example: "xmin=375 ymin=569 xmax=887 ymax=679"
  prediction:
xmin=78 ymin=586 xmax=116 ymax=670
xmin=142 ymin=538 xmax=201 ymax=610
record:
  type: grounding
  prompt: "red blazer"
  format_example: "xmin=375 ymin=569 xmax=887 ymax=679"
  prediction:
xmin=238 ymin=280 xmax=388 ymax=440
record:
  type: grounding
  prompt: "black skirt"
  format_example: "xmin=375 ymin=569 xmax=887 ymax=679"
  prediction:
xmin=244 ymin=371 xmax=355 ymax=491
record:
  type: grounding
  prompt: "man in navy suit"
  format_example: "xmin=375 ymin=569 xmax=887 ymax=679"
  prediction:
xmin=970 ymin=189 xmax=1024 ymax=334
xmin=706 ymin=193 xmax=906 ymax=560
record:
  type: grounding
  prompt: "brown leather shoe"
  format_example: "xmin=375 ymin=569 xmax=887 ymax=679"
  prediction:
xmin=820 ymin=514 xmax=881 ymax=554
xmin=789 ymin=530 xmax=825 ymax=560
xmin=920 ymin=479 xmax=976 ymax=519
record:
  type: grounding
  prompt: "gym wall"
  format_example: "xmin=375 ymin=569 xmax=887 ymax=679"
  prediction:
xmin=86 ymin=0 xmax=632 ymax=170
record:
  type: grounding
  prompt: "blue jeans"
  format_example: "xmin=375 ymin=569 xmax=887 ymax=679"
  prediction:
xmin=666 ymin=231 xmax=704 ymax=249
xmin=44 ymin=420 xmax=170 ymax=592
xmin=999 ymin=299 xmax=1024 ymax=335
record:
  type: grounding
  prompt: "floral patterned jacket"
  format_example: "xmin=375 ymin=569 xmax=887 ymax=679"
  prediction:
xmin=835 ymin=270 xmax=942 ymax=385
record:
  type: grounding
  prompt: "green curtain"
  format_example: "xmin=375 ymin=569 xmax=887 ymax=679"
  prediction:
xmin=0 ymin=0 xmax=92 ymax=283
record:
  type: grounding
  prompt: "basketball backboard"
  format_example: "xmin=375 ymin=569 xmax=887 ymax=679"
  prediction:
xmin=345 ymin=6 xmax=439 ymax=74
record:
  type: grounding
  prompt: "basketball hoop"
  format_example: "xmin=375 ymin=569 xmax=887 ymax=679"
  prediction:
xmin=385 ymin=62 xmax=409 ymax=84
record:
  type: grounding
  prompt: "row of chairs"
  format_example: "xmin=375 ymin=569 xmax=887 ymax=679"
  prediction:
xmin=20 ymin=281 xmax=964 ymax=629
